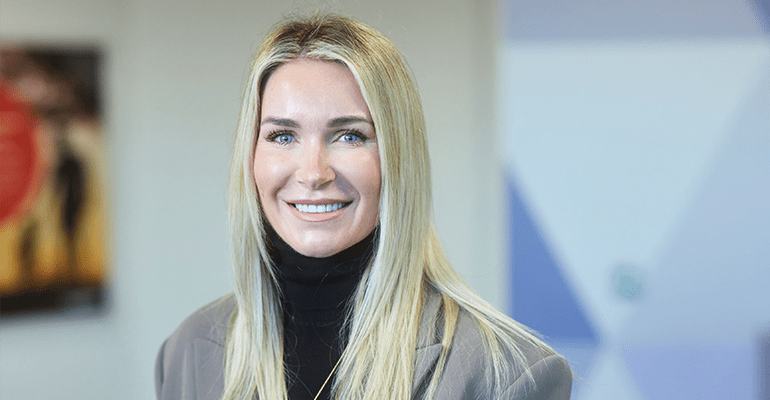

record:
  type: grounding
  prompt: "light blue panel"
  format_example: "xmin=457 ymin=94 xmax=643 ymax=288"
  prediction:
xmin=499 ymin=40 xmax=770 ymax=340
xmin=548 ymin=340 xmax=601 ymax=393
xmin=572 ymin=348 xmax=646 ymax=400
xmin=501 ymin=0 xmax=764 ymax=40
xmin=499 ymin=2 xmax=770 ymax=398
xmin=620 ymin=66 xmax=770 ymax=346
xmin=622 ymin=345 xmax=755 ymax=399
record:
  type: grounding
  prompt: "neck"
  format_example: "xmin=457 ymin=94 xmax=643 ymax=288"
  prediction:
xmin=268 ymin=228 xmax=376 ymax=312
xmin=267 ymin=227 xmax=377 ymax=400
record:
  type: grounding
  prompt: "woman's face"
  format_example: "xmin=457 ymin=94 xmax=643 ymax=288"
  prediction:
xmin=254 ymin=59 xmax=381 ymax=258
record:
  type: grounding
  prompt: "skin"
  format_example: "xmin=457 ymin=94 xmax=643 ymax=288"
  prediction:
xmin=254 ymin=59 xmax=381 ymax=258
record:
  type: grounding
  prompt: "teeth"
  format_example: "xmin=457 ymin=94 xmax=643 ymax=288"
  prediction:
xmin=294 ymin=203 xmax=346 ymax=213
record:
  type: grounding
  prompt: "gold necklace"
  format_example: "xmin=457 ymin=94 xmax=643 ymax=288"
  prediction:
xmin=312 ymin=357 xmax=342 ymax=400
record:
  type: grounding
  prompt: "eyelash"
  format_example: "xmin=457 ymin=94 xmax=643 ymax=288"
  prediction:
xmin=337 ymin=129 xmax=367 ymax=144
xmin=264 ymin=129 xmax=294 ymax=144
xmin=263 ymin=129 xmax=368 ymax=145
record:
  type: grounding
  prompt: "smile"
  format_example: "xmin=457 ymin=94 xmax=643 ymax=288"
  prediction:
xmin=291 ymin=202 xmax=350 ymax=213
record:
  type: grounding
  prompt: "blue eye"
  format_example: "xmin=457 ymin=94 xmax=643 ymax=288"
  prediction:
xmin=339 ymin=130 xmax=365 ymax=144
xmin=265 ymin=130 xmax=295 ymax=144
xmin=276 ymin=134 xmax=293 ymax=143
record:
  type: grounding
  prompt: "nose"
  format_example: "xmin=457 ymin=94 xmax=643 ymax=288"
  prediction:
xmin=295 ymin=143 xmax=335 ymax=189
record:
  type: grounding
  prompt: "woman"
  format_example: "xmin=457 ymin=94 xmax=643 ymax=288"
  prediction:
xmin=156 ymin=14 xmax=571 ymax=400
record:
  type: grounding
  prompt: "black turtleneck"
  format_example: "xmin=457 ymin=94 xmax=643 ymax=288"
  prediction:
xmin=268 ymin=229 xmax=375 ymax=400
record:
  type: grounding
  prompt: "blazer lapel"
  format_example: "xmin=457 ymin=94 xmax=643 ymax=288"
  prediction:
xmin=412 ymin=289 xmax=444 ymax=395
xmin=413 ymin=343 xmax=442 ymax=394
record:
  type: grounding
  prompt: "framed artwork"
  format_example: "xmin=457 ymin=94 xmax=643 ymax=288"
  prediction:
xmin=0 ymin=45 xmax=108 ymax=315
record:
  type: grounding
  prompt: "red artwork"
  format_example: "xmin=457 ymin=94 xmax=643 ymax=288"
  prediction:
xmin=0 ymin=84 xmax=41 ymax=223
xmin=0 ymin=46 xmax=108 ymax=315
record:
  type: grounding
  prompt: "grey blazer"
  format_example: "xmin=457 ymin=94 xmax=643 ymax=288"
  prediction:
xmin=155 ymin=292 xmax=571 ymax=400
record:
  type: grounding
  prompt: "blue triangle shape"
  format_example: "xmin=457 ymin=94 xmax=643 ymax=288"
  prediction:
xmin=507 ymin=175 xmax=600 ymax=344
xmin=754 ymin=0 xmax=770 ymax=34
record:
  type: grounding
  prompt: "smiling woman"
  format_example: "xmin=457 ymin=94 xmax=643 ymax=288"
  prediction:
xmin=155 ymin=13 xmax=571 ymax=400
xmin=254 ymin=60 xmax=381 ymax=258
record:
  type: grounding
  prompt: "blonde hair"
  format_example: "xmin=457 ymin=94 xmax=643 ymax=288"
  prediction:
xmin=225 ymin=13 xmax=555 ymax=400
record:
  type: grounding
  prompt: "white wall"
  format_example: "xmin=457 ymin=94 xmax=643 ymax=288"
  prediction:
xmin=0 ymin=0 xmax=501 ymax=398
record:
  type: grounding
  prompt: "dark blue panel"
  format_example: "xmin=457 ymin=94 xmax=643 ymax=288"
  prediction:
xmin=761 ymin=331 xmax=770 ymax=400
xmin=755 ymin=0 xmax=770 ymax=34
xmin=507 ymin=176 xmax=599 ymax=344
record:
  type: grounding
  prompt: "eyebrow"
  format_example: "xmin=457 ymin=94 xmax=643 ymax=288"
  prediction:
xmin=327 ymin=117 xmax=374 ymax=128
xmin=260 ymin=116 xmax=374 ymax=128
xmin=260 ymin=117 xmax=299 ymax=128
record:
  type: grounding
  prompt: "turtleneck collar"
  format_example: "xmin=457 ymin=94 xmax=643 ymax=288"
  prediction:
xmin=268 ymin=227 xmax=376 ymax=313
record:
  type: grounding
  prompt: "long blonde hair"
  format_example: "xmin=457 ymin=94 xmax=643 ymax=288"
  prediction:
xmin=225 ymin=13 xmax=555 ymax=400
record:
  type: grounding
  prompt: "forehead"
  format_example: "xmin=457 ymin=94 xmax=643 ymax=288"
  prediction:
xmin=268 ymin=58 xmax=353 ymax=84
xmin=258 ymin=60 xmax=375 ymax=129
xmin=261 ymin=59 xmax=369 ymax=114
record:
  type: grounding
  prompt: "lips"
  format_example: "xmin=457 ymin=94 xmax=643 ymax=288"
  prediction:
xmin=292 ymin=202 xmax=349 ymax=213
xmin=289 ymin=201 xmax=352 ymax=214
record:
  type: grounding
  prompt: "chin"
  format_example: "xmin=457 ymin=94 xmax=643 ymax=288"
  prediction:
xmin=296 ymin=246 xmax=339 ymax=258
xmin=290 ymin=238 xmax=342 ymax=258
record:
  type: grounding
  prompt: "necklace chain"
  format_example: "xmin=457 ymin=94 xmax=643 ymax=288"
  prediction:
xmin=312 ymin=357 xmax=342 ymax=400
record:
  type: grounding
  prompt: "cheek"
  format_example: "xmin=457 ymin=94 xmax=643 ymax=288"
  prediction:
xmin=358 ymin=150 xmax=382 ymax=211
xmin=252 ymin=157 xmax=265 ymax=197
xmin=252 ymin=150 xmax=278 ymax=205
xmin=367 ymin=159 xmax=382 ymax=203
xmin=361 ymin=157 xmax=382 ymax=233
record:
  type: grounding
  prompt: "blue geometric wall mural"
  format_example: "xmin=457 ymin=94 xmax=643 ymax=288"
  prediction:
xmin=507 ymin=176 xmax=599 ymax=343
xmin=618 ymin=67 xmax=770 ymax=400
xmin=507 ymin=175 xmax=601 ymax=381
xmin=501 ymin=1 xmax=770 ymax=398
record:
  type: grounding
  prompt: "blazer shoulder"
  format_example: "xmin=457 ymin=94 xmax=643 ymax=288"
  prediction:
xmin=488 ymin=317 xmax=572 ymax=399
xmin=165 ymin=294 xmax=235 ymax=348
xmin=155 ymin=294 xmax=235 ymax=400
xmin=433 ymin=303 xmax=571 ymax=399
xmin=501 ymin=353 xmax=571 ymax=400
